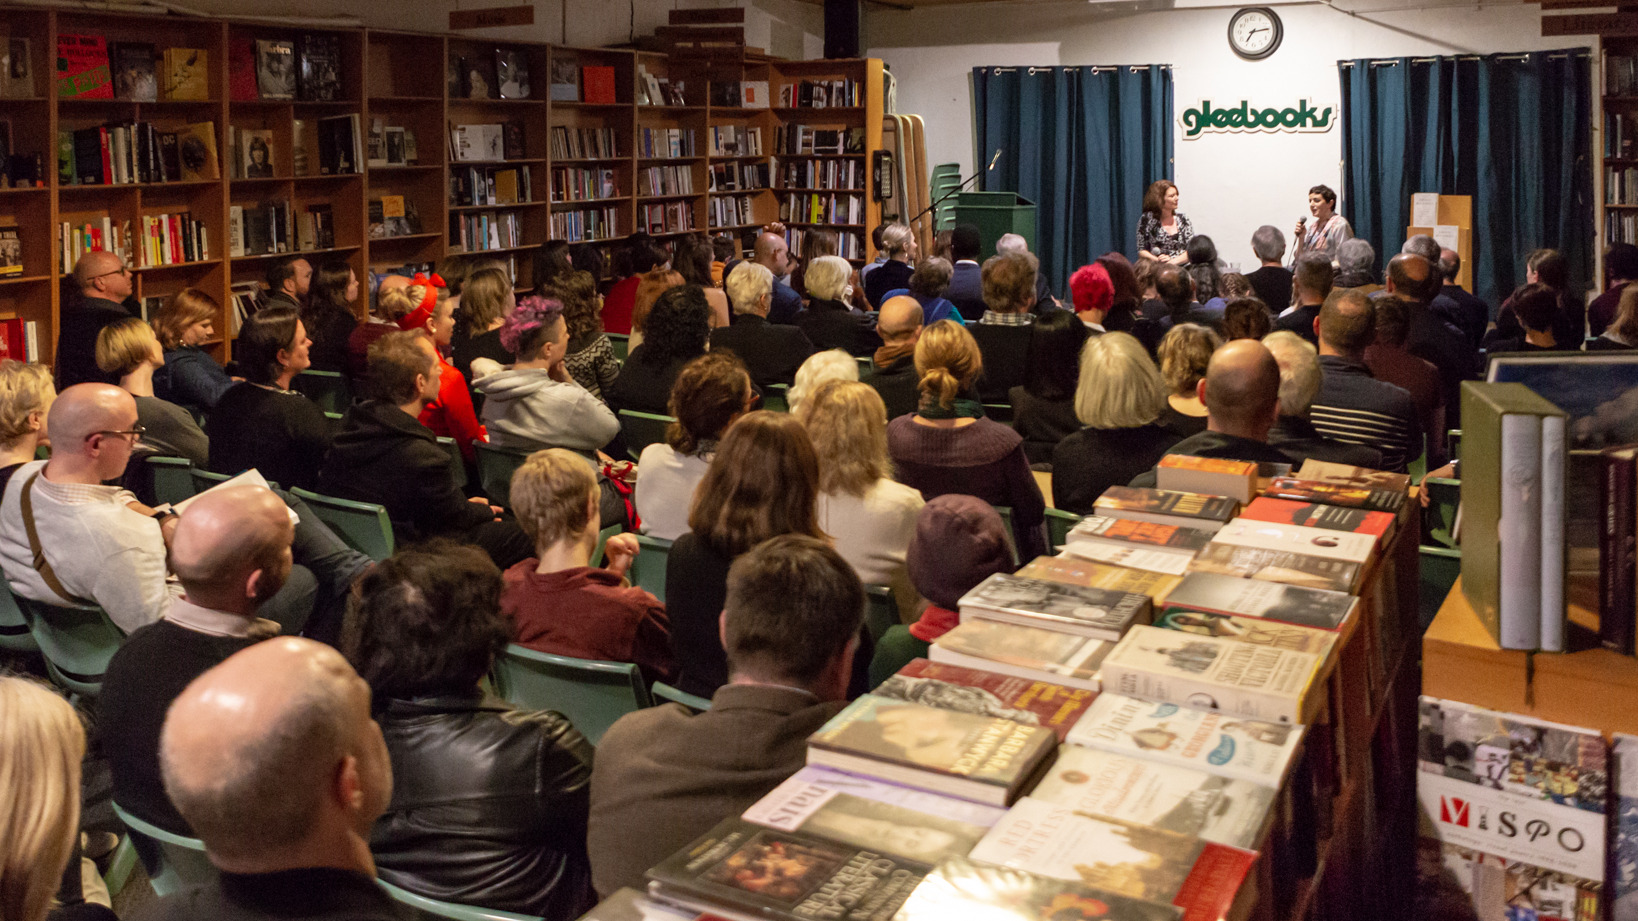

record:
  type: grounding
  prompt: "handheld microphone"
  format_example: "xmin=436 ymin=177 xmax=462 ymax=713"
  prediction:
xmin=987 ymin=149 xmax=1002 ymax=171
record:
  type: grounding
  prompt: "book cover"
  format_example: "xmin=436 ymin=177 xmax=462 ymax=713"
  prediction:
xmin=1063 ymin=516 xmax=1213 ymax=576
xmin=548 ymin=52 xmax=578 ymax=101
xmin=878 ymin=658 xmax=1094 ymax=741
xmin=968 ymin=799 xmax=1256 ymax=921
xmin=1540 ymin=413 xmax=1567 ymax=652
xmin=110 ymin=42 xmax=157 ymax=102
xmin=959 ymin=572 xmax=1152 ymax=642
xmin=1419 ymin=697 xmax=1608 ymax=812
xmin=1065 ymin=693 xmax=1302 ymax=787
xmin=1294 ymin=458 xmax=1412 ymax=493
xmin=647 ymin=818 xmax=928 ymax=921
xmin=296 ymin=33 xmax=340 ymax=102
xmin=1017 ymin=555 xmax=1182 ymax=604
xmin=55 ymin=33 xmax=113 ymax=99
xmin=1100 ymin=625 xmax=1321 ymax=724
xmin=0 ymin=227 xmax=19 ymax=278
xmin=1185 ymin=542 xmax=1360 ymax=594
xmin=930 ymin=620 xmax=1112 ymax=691
xmin=239 ymin=129 xmax=274 ymax=179
xmin=254 ymin=40 xmax=295 ymax=100
xmin=502 ymin=120 xmax=525 ymax=160
xmin=1602 ymin=446 xmax=1638 ymax=656
xmin=743 ymin=766 xmax=1004 ymax=865
xmin=1616 ymin=734 xmax=1638 ymax=921
xmin=1160 ymin=572 xmax=1357 ymax=632
xmin=1262 ymin=476 xmax=1408 ymax=514
xmin=176 ymin=122 xmax=218 ymax=181
xmin=227 ymin=36 xmax=258 ymax=101
xmin=3 ymin=37 xmax=37 ymax=99
xmin=1030 ymin=744 xmax=1276 ymax=850
xmin=495 ymin=48 xmax=530 ymax=99
xmin=161 ymin=48 xmax=208 ymax=101
xmin=1240 ymin=496 xmax=1394 ymax=539
xmin=806 ymin=695 xmax=1057 ymax=806
xmin=898 ymin=856 xmax=1183 ymax=921
xmin=1154 ymin=455 xmax=1258 ymax=503
xmin=1152 ymin=609 xmax=1337 ymax=664
xmin=742 ymin=80 xmax=771 ymax=108
xmin=1209 ymin=518 xmax=1377 ymax=566
xmin=1094 ymin=486 xmax=1239 ymax=531
xmin=462 ymin=51 xmax=497 ymax=99
xmin=582 ymin=65 xmax=616 ymax=104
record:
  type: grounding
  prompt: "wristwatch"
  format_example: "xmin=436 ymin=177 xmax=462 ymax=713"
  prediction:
xmin=151 ymin=508 xmax=179 ymax=526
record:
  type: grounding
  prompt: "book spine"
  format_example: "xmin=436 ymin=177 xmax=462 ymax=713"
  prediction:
xmin=1539 ymin=414 xmax=1566 ymax=652
xmin=1498 ymin=413 xmax=1542 ymax=650
xmin=1606 ymin=452 xmax=1638 ymax=656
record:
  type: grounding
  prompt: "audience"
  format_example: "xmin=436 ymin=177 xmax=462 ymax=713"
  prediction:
xmin=207 ymin=305 xmax=332 ymax=490
xmin=1184 ymin=235 xmax=1224 ymax=311
xmin=1385 ymin=252 xmax=1475 ymax=426
xmin=1155 ymin=322 xmax=1220 ymax=437
xmin=1222 ymin=298 xmax=1274 ymax=341
xmin=997 ymin=233 xmax=1057 ymax=308
xmin=1589 ymin=283 xmax=1638 ymax=351
xmin=1246 ymin=225 xmax=1292 ymax=311
xmin=863 ymin=223 xmax=918 ymax=308
xmin=797 ymin=379 xmax=925 ymax=611
xmin=900 ymin=257 xmax=959 ymax=326
xmin=1010 ymin=309 xmax=1089 ymax=465
xmin=477 ymin=296 xmax=618 ymax=457
xmin=302 ymin=261 xmax=361 ymax=374
xmin=341 ymin=542 xmax=596 ymax=920
xmin=787 ymin=349 xmax=858 ymax=416
xmin=946 ymin=223 xmax=986 ymax=320
xmin=152 ymin=288 xmax=235 ymax=409
xmin=396 ymin=282 xmax=487 ymax=462
xmin=672 ymin=234 xmax=731 ymax=329
xmin=1070 ymin=262 xmax=1113 ymax=334
xmin=451 ymin=266 xmax=516 ymax=382
xmin=1273 ymin=252 xmax=1334 ymax=347
xmin=1486 ymin=283 xmax=1565 ymax=353
xmin=532 ymin=240 xmax=575 ymax=295
xmin=1306 ymin=290 xmax=1421 ymax=473
xmin=750 ymin=232 xmax=804 ymax=323
xmin=862 ymin=295 xmax=925 ymax=420
xmin=319 ymin=332 xmax=531 ymax=568
xmin=258 ymin=256 xmax=312 ymax=312
xmin=628 ymin=268 xmax=686 ymax=351
xmin=0 ymin=361 xmax=53 ymax=495
xmin=1051 ymin=332 xmax=1184 ymax=514
xmin=1131 ymin=339 xmax=1292 ymax=486
xmin=545 ymin=270 xmax=620 ymax=400
xmin=504 ymin=450 xmax=674 ymax=682
xmin=96 ymin=317 xmax=209 ymax=467
xmin=57 ymin=251 xmax=135 ymax=390
xmin=711 ymin=262 xmax=815 ymax=389
xmin=796 ymin=256 xmax=881 ymax=356
xmin=1261 ymin=330 xmax=1385 ymax=468
xmin=635 ymin=352 xmax=755 ymax=541
xmin=606 ymin=285 xmax=712 ymax=415
xmin=1434 ymin=248 xmax=1489 ymax=349
xmin=602 ymin=234 xmax=666 ymax=336
xmin=142 ymin=638 xmax=402 ymax=921
xmin=1494 ymin=248 xmax=1582 ymax=347
xmin=589 ymin=534 xmax=865 ymax=895
xmin=971 ymin=250 xmax=1039 ymax=403
xmin=346 ymin=272 xmax=411 ymax=378
xmin=1333 ymin=238 xmax=1378 ymax=292
xmin=887 ymin=320 xmax=1046 ymax=559
xmin=1590 ymin=242 xmax=1638 ymax=338
xmin=1365 ymin=295 xmax=1447 ymax=466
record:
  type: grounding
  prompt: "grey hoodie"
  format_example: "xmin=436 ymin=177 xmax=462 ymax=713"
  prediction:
xmin=477 ymin=368 xmax=619 ymax=453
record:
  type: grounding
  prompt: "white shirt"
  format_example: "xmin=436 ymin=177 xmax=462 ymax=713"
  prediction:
xmin=635 ymin=442 xmax=713 ymax=541
xmin=816 ymin=478 xmax=925 ymax=606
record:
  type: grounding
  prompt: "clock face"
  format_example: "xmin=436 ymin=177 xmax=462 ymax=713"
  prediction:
xmin=1229 ymin=8 xmax=1283 ymax=61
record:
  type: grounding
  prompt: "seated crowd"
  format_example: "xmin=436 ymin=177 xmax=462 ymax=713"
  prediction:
xmin=0 ymin=214 xmax=1596 ymax=921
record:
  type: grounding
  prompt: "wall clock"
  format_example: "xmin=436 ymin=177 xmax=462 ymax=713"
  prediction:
xmin=1228 ymin=8 xmax=1283 ymax=61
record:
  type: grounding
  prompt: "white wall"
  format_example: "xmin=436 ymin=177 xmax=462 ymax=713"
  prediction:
xmin=867 ymin=0 xmax=1593 ymax=272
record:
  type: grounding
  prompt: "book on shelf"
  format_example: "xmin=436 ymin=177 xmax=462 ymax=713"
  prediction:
xmin=1459 ymin=381 xmax=1569 ymax=651
xmin=1154 ymin=455 xmax=1258 ymax=503
xmin=550 ymin=126 xmax=616 ymax=160
xmin=784 ymin=77 xmax=863 ymax=108
xmin=708 ymin=195 xmax=758 ymax=231
xmin=1094 ymin=486 xmax=1239 ymax=532
xmin=1185 ymin=542 xmax=1360 ymax=594
xmin=237 ymin=129 xmax=275 ymax=180
xmin=56 ymin=33 xmax=113 ymax=99
xmin=639 ymin=165 xmax=695 ymax=196
xmin=316 ymin=114 xmax=361 ymax=174
xmin=741 ymin=80 xmax=770 ymax=108
xmin=499 ymin=121 xmax=524 ymax=160
xmin=296 ymin=204 xmax=333 ymax=252
xmin=254 ymin=39 xmax=295 ymax=100
xmin=177 ymin=122 xmax=219 ymax=181
xmin=1100 ymin=624 xmax=1323 ymax=724
xmin=136 ymin=212 xmax=210 ymax=267
xmin=1209 ymin=518 xmax=1377 ymax=567
xmin=709 ymin=80 xmax=743 ymax=108
xmin=1239 ymin=495 xmax=1395 ymax=540
xmin=778 ymin=191 xmax=863 ymax=226
xmin=806 ymin=695 xmax=1057 ymax=806
xmin=450 ymin=210 xmax=522 ymax=252
xmin=1152 ymin=608 xmax=1338 ymax=666
xmin=1416 ymin=697 xmax=1607 ymax=921
xmin=366 ymin=117 xmax=386 ymax=168
xmin=1016 ymin=555 xmax=1182 ymax=604
xmin=227 ymin=35 xmax=258 ymax=101
xmin=2 ymin=37 xmax=37 ymax=99
xmin=580 ymin=65 xmax=615 ymax=104
xmin=967 ymin=798 xmax=1256 ymax=921
xmin=495 ymin=48 xmax=531 ymax=100
xmin=110 ymin=43 xmax=157 ymax=102
xmin=450 ymin=165 xmax=531 ymax=207
xmin=1261 ymin=475 xmax=1408 ymax=514
xmin=459 ymin=51 xmax=497 ymax=99
xmin=369 ymin=195 xmax=419 ymax=239
xmin=710 ymin=161 xmax=770 ymax=192
xmin=296 ymin=33 xmax=339 ymax=102
xmin=900 ymin=856 xmax=1184 ymax=921
xmin=451 ymin=123 xmax=505 ymax=163
xmin=930 ymin=619 xmax=1112 ymax=692
xmin=640 ymin=127 xmax=695 ymax=158
xmin=0 ymin=227 xmax=21 ymax=277
xmin=1030 ymin=744 xmax=1276 ymax=850
xmin=708 ymin=126 xmax=763 ymax=157
xmin=549 ymin=207 xmax=619 ymax=242
xmin=1160 ymin=571 xmax=1357 ymax=632
xmin=0 ymin=318 xmax=40 ymax=362
xmin=958 ymin=571 xmax=1152 ymax=642
xmin=161 ymin=48 xmax=209 ymax=102
xmin=1066 ymin=693 xmax=1302 ymax=787
xmin=384 ymin=127 xmax=407 ymax=166
xmin=237 ymin=200 xmax=294 ymax=256
xmin=741 ymin=765 xmax=1005 ymax=865
xmin=636 ymin=68 xmax=661 ymax=106
xmin=1602 ymin=445 xmax=1638 ymax=656
xmin=1616 ymin=734 xmax=1638 ymax=920
xmin=228 ymin=281 xmax=259 ymax=336
xmin=1061 ymin=515 xmax=1214 ymax=576
xmin=1293 ymin=458 xmax=1411 ymax=493
xmin=641 ymin=202 xmax=694 ymax=235
xmin=58 ymin=218 xmax=132 ymax=273
xmin=551 ymin=167 xmax=618 ymax=202
xmin=548 ymin=53 xmax=578 ymax=102
xmin=645 ymin=818 xmax=928 ymax=921
xmin=875 ymin=658 xmax=1095 ymax=741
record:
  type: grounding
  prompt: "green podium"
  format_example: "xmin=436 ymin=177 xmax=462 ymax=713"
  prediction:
xmin=952 ymin=191 xmax=1037 ymax=256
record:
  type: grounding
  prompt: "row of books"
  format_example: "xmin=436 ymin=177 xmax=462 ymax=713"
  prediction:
xmin=134 ymin=212 xmax=210 ymax=267
xmin=550 ymin=167 xmax=619 ymax=202
xmin=784 ymin=227 xmax=865 ymax=261
xmin=637 ymin=166 xmax=693 ymax=197
xmin=1610 ymin=166 xmax=1638 ymax=206
xmin=774 ymin=125 xmax=866 ymax=156
xmin=450 ymin=166 xmax=533 ymax=208
xmin=635 ymin=68 xmax=688 ymax=108
xmin=640 ymin=202 xmax=694 ymax=236
xmin=1610 ymin=53 xmax=1638 ymax=97
xmin=368 ymin=196 xmax=422 ymax=239
xmin=638 ymin=128 xmax=695 ymax=159
xmin=783 ymin=77 xmax=863 ymax=108
xmin=1610 ymin=210 xmax=1638 ymax=246
xmin=58 ymin=219 xmax=132 ymax=274
xmin=233 ymin=35 xmax=340 ymax=102
xmin=548 ymin=206 xmax=619 ymax=242
xmin=449 ymin=48 xmax=532 ymax=101
xmin=56 ymin=35 xmax=208 ymax=101
xmin=778 ymin=157 xmax=864 ymax=189
xmin=1609 ymin=111 xmax=1635 ymax=161
xmin=707 ymin=194 xmax=759 ymax=230
xmin=778 ymin=191 xmax=865 ymax=226
xmin=548 ymin=61 xmax=616 ymax=104
xmin=64 ymin=121 xmax=217 ymax=186
xmin=365 ymin=118 xmax=420 ymax=169
xmin=450 ymin=210 xmax=523 ymax=253
xmin=229 ymin=201 xmax=333 ymax=257
xmin=709 ymin=162 xmax=770 ymax=193
xmin=549 ymin=126 xmax=616 ymax=161
xmin=0 ymin=318 xmax=42 ymax=363
xmin=450 ymin=122 xmax=525 ymax=164
xmin=708 ymin=126 xmax=764 ymax=158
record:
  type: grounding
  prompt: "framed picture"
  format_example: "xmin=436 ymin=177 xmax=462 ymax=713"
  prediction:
xmin=384 ymin=126 xmax=406 ymax=166
xmin=463 ymin=53 xmax=497 ymax=100
xmin=495 ymin=48 xmax=530 ymax=100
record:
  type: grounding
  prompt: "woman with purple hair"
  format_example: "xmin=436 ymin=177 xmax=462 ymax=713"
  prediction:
xmin=476 ymin=295 xmax=619 ymax=457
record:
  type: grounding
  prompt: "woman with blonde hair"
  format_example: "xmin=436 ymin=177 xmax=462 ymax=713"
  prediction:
xmin=152 ymin=287 xmax=234 ymax=409
xmin=1156 ymin=322 xmax=1221 ymax=437
xmin=786 ymin=348 xmax=858 ymax=416
xmin=1050 ymin=332 xmax=1183 ymax=513
xmin=96 ymin=317 xmax=209 ymax=466
xmin=0 ymin=361 xmax=54 ymax=495
xmin=886 ymin=320 xmax=1045 ymax=559
xmin=452 ymin=266 xmax=517 ymax=382
xmin=798 ymin=379 xmax=924 ymax=611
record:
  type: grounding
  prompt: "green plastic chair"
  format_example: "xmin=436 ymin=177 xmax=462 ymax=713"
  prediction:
xmin=188 ymin=467 xmax=234 ymax=493
xmin=653 ymin=681 xmax=712 ymax=711
xmin=289 ymin=487 xmax=396 ymax=561
xmin=147 ymin=456 xmax=197 ymax=506
xmin=982 ymin=403 xmax=1013 ymax=423
xmin=628 ymin=534 xmax=672 ymax=602
xmin=1045 ymin=508 xmax=1082 ymax=552
xmin=377 ymin=879 xmax=543 ymax=921
xmin=1419 ymin=545 xmax=1462 ymax=633
xmin=438 ymin=436 xmax=468 ymax=490
xmin=293 ymin=370 xmax=352 ymax=415
xmin=489 ymin=646 xmax=652 ymax=745
xmin=474 ymin=442 xmax=534 ymax=508
xmin=1449 ymin=428 xmax=1462 ymax=462
xmin=591 ymin=523 xmax=623 ymax=568
xmin=15 ymin=596 xmax=124 ymax=698
xmin=763 ymin=384 xmax=790 ymax=413
xmin=607 ymin=333 xmax=630 ymax=362
xmin=863 ymin=584 xmax=899 ymax=642
xmin=0 ymin=579 xmax=38 ymax=654
xmin=1422 ymin=476 xmax=1461 ymax=550
xmin=111 ymin=802 xmax=215 ymax=897
xmin=618 ymin=410 xmax=674 ymax=461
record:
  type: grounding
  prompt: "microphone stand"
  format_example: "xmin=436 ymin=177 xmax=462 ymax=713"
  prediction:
xmin=904 ymin=150 xmax=1001 ymax=230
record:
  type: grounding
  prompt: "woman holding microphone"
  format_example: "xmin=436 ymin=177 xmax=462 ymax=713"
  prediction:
xmin=1136 ymin=180 xmax=1193 ymax=265
xmin=1291 ymin=184 xmax=1353 ymax=263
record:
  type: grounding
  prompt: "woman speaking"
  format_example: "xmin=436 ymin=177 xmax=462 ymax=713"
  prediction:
xmin=1136 ymin=180 xmax=1193 ymax=265
xmin=1291 ymin=184 xmax=1352 ymax=263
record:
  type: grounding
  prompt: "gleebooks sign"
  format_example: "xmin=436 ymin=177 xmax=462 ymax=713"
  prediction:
xmin=1180 ymin=99 xmax=1336 ymax=139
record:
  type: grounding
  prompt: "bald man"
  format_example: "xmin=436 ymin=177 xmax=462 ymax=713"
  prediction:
xmin=1384 ymin=252 xmax=1476 ymax=426
xmin=57 ymin=250 xmax=137 ymax=389
xmin=1309 ymin=290 xmax=1421 ymax=473
xmin=861 ymin=295 xmax=925 ymax=420
xmin=99 ymin=485 xmax=295 ymax=834
xmin=137 ymin=638 xmax=399 ymax=921
xmin=1129 ymin=340 xmax=1292 ymax=487
xmin=751 ymin=232 xmax=803 ymax=324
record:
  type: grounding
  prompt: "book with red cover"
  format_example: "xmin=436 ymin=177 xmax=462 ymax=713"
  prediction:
xmin=56 ymin=34 xmax=114 ymax=99
xmin=0 ymin=319 xmax=23 ymax=360
xmin=228 ymin=36 xmax=260 ymax=101
xmin=879 ymin=658 xmax=1096 ymax=741
xmin=1239 ymin=496 xmax=1394 ymax=539
xmin=581 ymin=65 xmax=616 ymax=104
xmin=1262 ymin=476 xmax=1407 ymax=514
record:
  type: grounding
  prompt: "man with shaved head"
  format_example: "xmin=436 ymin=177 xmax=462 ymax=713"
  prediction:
xmin=135 ymin=637 xmax=399 ymax=921
xmin=58 ymin=250 xmax=137 ymax=389
xmin=1129 ymin=339 xmax=1292 ymax=487
xmin=751 ymin=231 xmax=803 ymax=324
xmin=861 ymin=295 xmax=925 ymax=420
xmin=1308 ymin=290 xmax=1421 ymax=473
xmin=1385 ymin=251 xmax=1476 ymax=425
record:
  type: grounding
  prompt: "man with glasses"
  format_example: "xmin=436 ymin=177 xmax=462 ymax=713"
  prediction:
xmin=57 ymin=250 xmax=137 ymax=389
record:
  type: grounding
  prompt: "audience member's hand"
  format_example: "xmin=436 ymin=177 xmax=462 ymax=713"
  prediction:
xmin=469 ymin=495 xmax=504 ymax=518
xmin=763 ymin=221 xmax=787 ymax=237
xmin=1419 ymin=463 xmax=1456 ymax=507
xmin=602 ymin=533 xmax=640 ymax=579
xmin=596 ymin=450 xmax=615 ymax=465
xmin=548 ymin=359 xmax=572 ymax=383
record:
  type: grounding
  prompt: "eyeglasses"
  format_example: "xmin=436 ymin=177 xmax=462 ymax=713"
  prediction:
xmin=86 ymin=424 xmax=146 ymax=443
xmin=90 ymin=266 xmax=131 ymax=280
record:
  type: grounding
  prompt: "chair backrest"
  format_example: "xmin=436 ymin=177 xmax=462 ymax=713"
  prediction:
xmin=591 ymin=523 xmax=623 ymax=569
xmin=991 ymin=505 xmax=1021 ymax=566
xmin=377 ymin=879 xmax=543 ymax=921
xmin=473 ymin=442 xmax=533 ymax=508
xmin=438 ymin=436 xmax=468 ymax=490
xmin=188 ymin=467 xmax=233 ymax=494
xmin=1045 ymin=508 xmax=1082 ymax=553
xmin=490 ymin=645 xmax=652 ymax=745
xmin=762 ymin=384 xmax=790 ymax=414
xmin=111 ymin=803 xmax=215 ymax=898
xmin=863 ymin=584 xmax=899 ymax=643
xmin=289 ymin=487 xmax=396 ymax=561
xmin=293 ymin=370 xmax=353 ymax=415
xmin=1422 ymin=476 xmax=1461 ymax=551
xmin=628 ymin=534 xmax=672 ymax=602
xmin=617 ymin=410 xmax=675 ymax=461
xmin=15 ymin=596 xmax=125 ymax=698
xmin=0 ymin=579 xmax=38 ymax=654
xmin=607 ymin=333 xmax=630 ymax=362
xmin=147 ymin=456 xmax=197 ymax=506
xmin=652 ymin=681 xmax=712 ymax=711
xmin=982 ymin=403 xmax=1014 ymax=423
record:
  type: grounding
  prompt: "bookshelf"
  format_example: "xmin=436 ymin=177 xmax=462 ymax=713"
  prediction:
xmin=634 ymin=50 xmax=706 ymax=243
xmin=1606 ymin=41 xmax=1638 ymax=248
xmin=768 ymin=58 xmax=883 ymax=265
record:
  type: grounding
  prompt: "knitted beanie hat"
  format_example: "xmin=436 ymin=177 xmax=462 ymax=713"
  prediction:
xmin=907 ymin=494 xmax=1014 ymax=610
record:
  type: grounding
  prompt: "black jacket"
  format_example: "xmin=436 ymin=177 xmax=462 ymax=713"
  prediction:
xmin=1051 ymin=424 xmax=1184 ymax=515
xmin=1009 ymin=386 xmax=1080 ymax=466
xmin=604 ymin=346 xmax=696 ymax=415
xmin=709 ymin=314 xmax=814 ymax=388
xmin=371 ymin=692 xmax=596 ymax=921
xmin=794 ymin=298 xmax=882 ymax=357
xmin=969 ymin=322 xmax=1033 ymax=404
xmin=206 ymin=383 xmax=333 ymax=491
xmin=1268 ymin=415 xmax=1385 ymax=469
xmin=317 ymin=399 xmax=491 ymax=541
xmin=55 ymin=295 xmax=133 ymax=389
xmin=863 ymin=355 xmax=921 ymax=422
xmin=1129 ymin=429 xmax=1293 ymax=488
xmin=1246 ymin=266 xmax=1292 ymax=313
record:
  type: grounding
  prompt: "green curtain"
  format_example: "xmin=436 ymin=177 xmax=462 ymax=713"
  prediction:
xmin=1340 ymin=50 xmax=1593 ymax=308
xmin=973 ymin=65 xmax=1173 ymax=299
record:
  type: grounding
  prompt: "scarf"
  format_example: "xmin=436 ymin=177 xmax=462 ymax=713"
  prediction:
xmin=872 ymin=340 xmax=915 ymax=368
xmin=918 ymin=398 xmax=986 ymax=420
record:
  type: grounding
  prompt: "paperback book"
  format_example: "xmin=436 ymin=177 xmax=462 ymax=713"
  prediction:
xmin=1185 ymin=542 xmax=1360 ymax=594
xmin=1262 ymin=476 xmax=1407 ymax=514
xmin=495 ymin=48 xmax=530 ymax=99
xmin=161 ymin=48 xmax=209 ymax=101
xmin=1239 ymin=496 xmax=1394 ymax=540
xmin=1600 ymin=446 xmax=1637 ymax=655
xmin=254 ymin=39 xmax=296 ymax=100
xmin=1065 ymin=694 xmax=1303 ymax=787
xmin=929 ymin=620 xmax=1112 ymax=692
xmin=1294 ymin=459 xmax=1412 ymax=493
xmin=1062 ymin=516 xmax=1214 ymax=576
xmin=1154 ymin=455 xmax=1258 ymax=502
xmin=897 ymin=857 xmax=1183 ymax=921
xmin=56 ymin=33 xmax=113 ymax=99
xmin=1152 ymin=609 xmax=1337 ymax=664
xmin=296 ymin=33 xmax=340 ymax=101
xmin=958 ymin=571 xmax=1152 ymax=642
xmin=1615 ymin=734 xmax=1638 ymax=920
xmin=1016 ymin=555 xmax=1182 ymax=604
xmin=875 ymin=658 xmax=1095 ymax=741
xmin=1099 ymin=625 xmax=1322 ymax=724
xmin=806 ymin=695 xmax=1057 ymax=806
xmin=0 ymin=227 xmax=20 ymax=278
xmin=1093 ymin=486 xmax=1239 ymax=532
xmin=1209 ymin=518 xmax=1377 ymax=567
xmin=1160 ymin=572 xmax=1358 ymax=632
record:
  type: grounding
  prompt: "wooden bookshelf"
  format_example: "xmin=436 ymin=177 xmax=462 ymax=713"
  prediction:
xmin=1607 ymin=40 xmax=1638 ymax=249
xmin=768 ymin=58 xmax=883 ymax=266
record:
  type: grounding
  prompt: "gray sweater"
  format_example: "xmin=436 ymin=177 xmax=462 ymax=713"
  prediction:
xmin=477 ymin=368 xmax=619 ymax=454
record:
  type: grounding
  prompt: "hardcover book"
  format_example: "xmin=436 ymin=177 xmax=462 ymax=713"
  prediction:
xmin=1152 ymin=609 xmax=1338 ymax=665
xmin=462 ymin=52 xmax=498 ymax=99
xmin=929 ymin=620 xmax=1113 ymax=692
xmin=876 ymin=658 xmax=1095 ymax=741
xmin=1094 ymin=486 xmax=1239 ymax=532
xmin=968 ymin=799 xmax=1256 ymax=921
xmin=582 ymin=65 xmax=616 ymax=104
xmin=1209 ymin=518 xmax=1377 ymax=566
xmin=548 ymin=52 xmax=578 ymax=101
xmin=227 ymin=36 xmax=259 ymax=101
xmin=1185 ymin=542 xmax=1360 ymax=594
xmin=1065 ymin=693 xmax=1303 ymax=787
xmin=110 ymin=42 xmax=157 ymax=101
xmin=1100 ymin=625 xmax=1322 ymax=724
xmin=239 ymin=129 xmax=274 ymax=179
xmin=0 ymin=227 xmax=21 ymax=278
xmin=55 ymin=33 xmax=113 ymax=99
xmin=495 ymin=48 xmax=530 ymax=99
xmin=1239 ymin=496 xmax=1394 ymax=539
xmin=897 ymin=857 xmax=1183 ymax=921
xmin=743 ymin=766 xmax=1005 ymax=865
xmin=1062 ymin=516 xmax=1214 ymax=576
xmin=2 ymin=37 xmax=37 ymax=98
xmin=1160 ymin=572 xmax=1358 ymax=632
xmin=175 ymin=122 xmax=219 ymax=181
xmin=1017 ymin=555 xmax=1182 ymax=603
xmin=806 ymin=695 xmax=1057 ymax=806
xmin=1262 ymin=476 xmax=1407 ymax=514
xmin=958 ymin=572 xmax=1152 ymax=642
xmin=1154 ymin=455 xmax=1258 ymax=502
xmin=1294 ymin=459 xmax=1411 ymax=493
xmin=1030 ymin=744 xmax=1276 ymax=849
xmin=1603 ymin=446 xmax=1638 ymax=655
xmin=296 ymin=33 xmax=340 ymax=101
xmin=254 ymin=40 xmax=296 ymax=100
xmin=161 ymin=48 xmax=209 ymax=101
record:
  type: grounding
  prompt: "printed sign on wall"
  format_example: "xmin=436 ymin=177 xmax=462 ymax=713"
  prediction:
xmin=1180 ymin=99 xmax=1336 ymax=140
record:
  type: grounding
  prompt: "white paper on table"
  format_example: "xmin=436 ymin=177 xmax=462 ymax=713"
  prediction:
xmin=1432 ymin=224 xmax=1461 ymax=251
xmin=1411 ymin=192 xmax=1440 ymax=227
xmin=168 ymin=468 xmax=300 ymax=525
